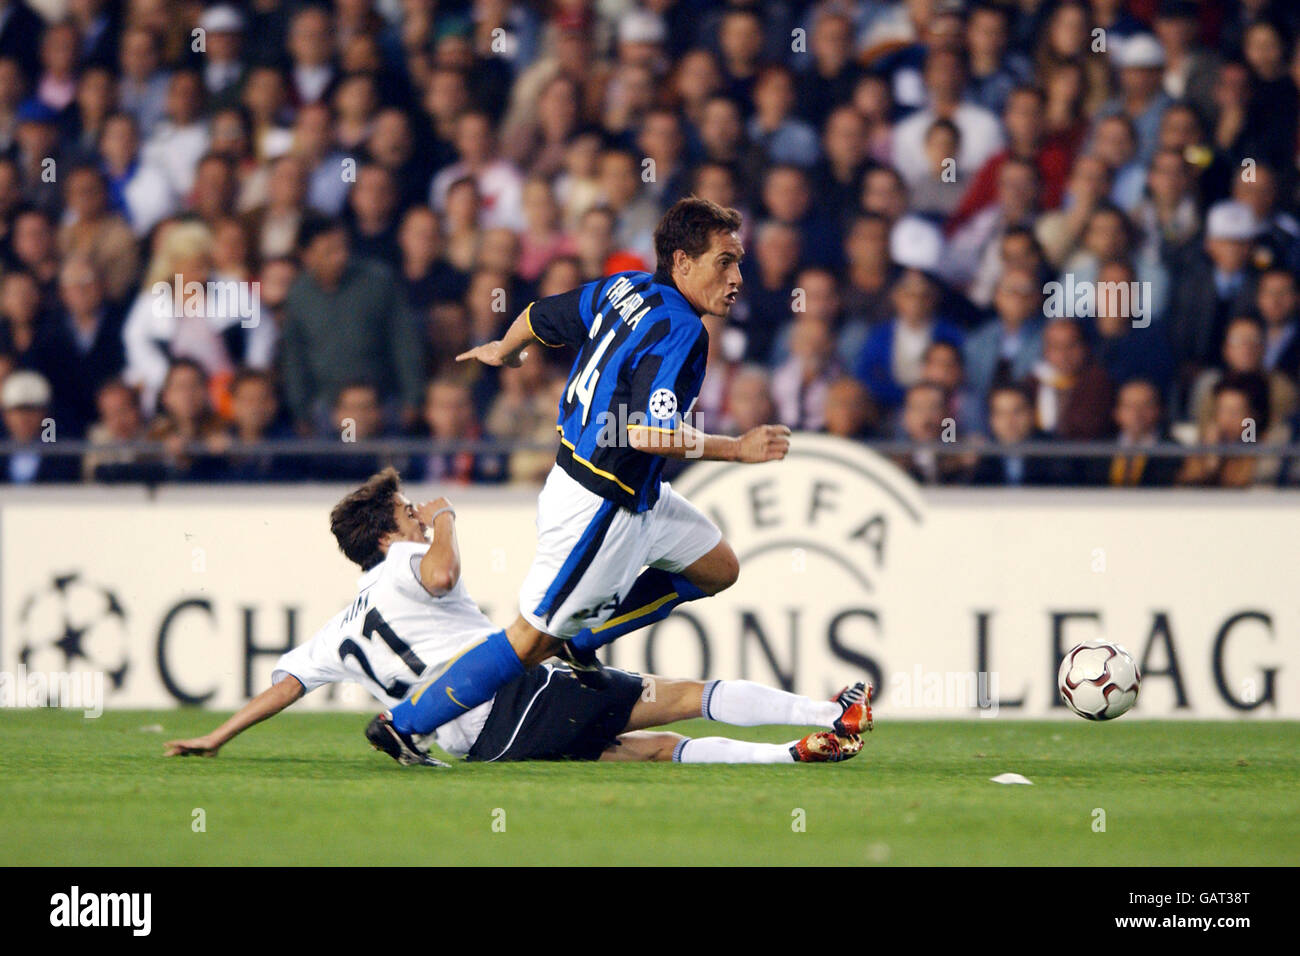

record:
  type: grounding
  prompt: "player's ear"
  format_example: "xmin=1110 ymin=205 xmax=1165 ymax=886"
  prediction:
xmin=673 ymin=248 xmax=691 ymax=277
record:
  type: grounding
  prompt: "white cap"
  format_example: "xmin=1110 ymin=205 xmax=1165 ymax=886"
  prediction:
xmin=618 ymin=10 xmax=666 ymax=46
xmin=1206 ymin=200 xmax=1260 ymax=241
xmin=1114 ymin=33 xmax=1165 ymax=69
xmin=200 ymin=4 xmax=246 ymax=34
xmin=890 ymin=215 xmax=944 ymax=271
xmin=2 ymin=370 xmax=51 ymax=409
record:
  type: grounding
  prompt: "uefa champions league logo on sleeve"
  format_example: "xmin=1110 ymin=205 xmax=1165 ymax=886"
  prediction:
xmin=648 ymin=388 xmax=678 ymax=420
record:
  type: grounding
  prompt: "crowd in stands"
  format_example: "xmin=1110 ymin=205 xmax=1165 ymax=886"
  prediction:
xmin=2 ymin=0 xmax=1300 ymax=489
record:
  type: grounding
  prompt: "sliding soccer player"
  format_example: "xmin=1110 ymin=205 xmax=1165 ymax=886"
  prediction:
xmin=162 ymin=469 xmax=873 ymax=765
xmin=377 ymin=197 xmax=798 ymax=748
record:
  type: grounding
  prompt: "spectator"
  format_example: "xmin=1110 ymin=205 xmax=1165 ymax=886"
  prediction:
xmin=122 ymin=220 xmax=247 ymax=415
xmin=951 ymin=85 xmax=1073 ymax=230
xmin=970 ymin=382 xmax=1064 ymax=486
xmin=841 ymin=213 xmax=898 ymax=329
xmin=411 ymin=377 xmax=507 ymax=485
xmin=910 ymin=119 xmax=966 ymax=220
xmin=1088 ymin=378 xmax=1181 ymax=487
xmin=748 ymin=64 xmax=818 ymax=169
xmin=31 ymin=254 xmax=126 ymax=436
xmin=771 ymin=315 xmax=844 ymax=432
xmin=144 ymin=359 xmax=228 ymax=481
xmin=97 ymin=111 xmax=176 ymax=237
xmin=1178 ymin=375 xmax=1274 ymax=487
xmin=312 ymin=381 xmax=396 ymax=482
xmin=1090 ymin=260 xmax=1176 ymax=396
xmin=344 ymin=164 xmax=401 ymax=265
xmin=57 ymin=165 xmax=138 ymax=305
xmin=1169 ymin=200 xmax=1262 ymax=373
xmin=964 ymin=265 xmax=1046 ymax=401
xmin=722 ymin=365 xmax=776 ymax=436
xmin=429 ymin=110 xmax=524 ymax=231
xmin=141 ymin=70 xmax=210 ymax=198
xmin=0 ymin=268 xmax=45 ymax=363
xmin=280 ymin=216 xmax=424 ymax=432
xmin=1 ymin=369 xmax=76 ymax=482
xmin=822 ymin=376 xmax=878 ymax=442
xmin=83 ymin=379 xmax=153 ymax=483
xmin=116 ymin=27 xmax=168 ymax=137
xmin=734 ymin=220 xmax=800 ymax=364
xmin=856 ymin=268 xmax=965 ymax=412
xmin=892 ymin=381 xmax=971 ymax=485
xmin=922 ymin=340 xmax=985 ymax=437
xmin=1255 ymin=268 xmax=1300 ymax=379
xmin=893 ymin=49 xmax=1005 ymax=189
xmin=1025 ymin=317 xmax=1114 ymax=439
xmin=518 ymin=176 xmax=574 ymax=284
xmin=1094 ymin=34 xmax=1173 ymax=166
xmin=1189 ymin=315 xmax=1295 ymax=445
xmin=221 ymin=367 xmax=300 ymax=482
xmin=398 ymin=206 xmax=467 ymax=312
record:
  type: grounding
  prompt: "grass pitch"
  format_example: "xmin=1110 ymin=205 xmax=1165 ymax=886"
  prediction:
xmin=1 ymin=710 xmax=1296 ymax=866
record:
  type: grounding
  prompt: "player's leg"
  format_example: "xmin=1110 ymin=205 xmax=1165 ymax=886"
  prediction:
xmin=597 ymin=728 xmax=860 ymax=765
xmin=388 ymin=467 xmax=597 ymax=737
xmin=612 ymin=675 xmax=868 ymax=763
xmin=598 ymin=731 xmax=683 ymax=762
xmin=386 ymin=628 xmax=528 ymax=736
xmin=386 ymin=618 xmax=562 ymax=738
xmin=568 ymin=485 xmax=733 ymax=655
xmin=623 ymin=674 xmax=871 ymax=734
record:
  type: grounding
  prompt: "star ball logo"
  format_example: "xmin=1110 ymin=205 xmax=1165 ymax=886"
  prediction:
xmin=2 ymin=572 xmax=129 ymax=715
xmin=648 ymin=388 xmax=678 ymax=420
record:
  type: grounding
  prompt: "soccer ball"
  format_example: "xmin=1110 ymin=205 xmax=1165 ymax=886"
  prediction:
xmin=1058 ymin=642 xmax=1141 ymax=720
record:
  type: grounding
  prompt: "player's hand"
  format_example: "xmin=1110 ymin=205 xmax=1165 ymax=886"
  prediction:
xmin=164 ymin=736 xmax=220 ymax=757
xmin=416 ymin=497 xmax=454 ymax=526
xmin=456 ymin=340 xmax=527 ymax=368
xmin=737 ymin=424 xmax=791 ymax=463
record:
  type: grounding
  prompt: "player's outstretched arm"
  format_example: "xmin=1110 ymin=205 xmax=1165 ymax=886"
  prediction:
xmin=163 ymin=676 xmax=304 ymax=757
xmin=455 ymin=308 xmax=538 ymax=368
xmin=627 ymin=422 xmax=791 ymax=463
xmin=416 ymin=497 xmax=460 ymax=595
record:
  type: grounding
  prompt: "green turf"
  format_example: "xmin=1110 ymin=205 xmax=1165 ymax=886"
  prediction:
xmin=1 ymin=710 xmax=1296 ymax=865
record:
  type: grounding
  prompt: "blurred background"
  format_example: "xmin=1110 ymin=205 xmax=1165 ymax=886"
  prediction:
xmin=0 ymin=0 xmax=1299 ymax=487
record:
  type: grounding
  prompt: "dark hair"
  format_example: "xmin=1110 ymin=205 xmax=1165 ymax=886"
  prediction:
xmin=1214 ymin=371 xmax=1270 ymax=431
xmin=230 ymin=366 xmax=274 ymax=394
xmin=923 ymin=339 xmax=964 ymax=366
xmin=297 ymin=212 xmax=345 ymax=252
xmin=330 ymin=467 xmax=402 ymax=571
xmin=988 ymin=381 xmax=1034 ymax=412
xmin=653 ymin=196 xmax=743 ymax=280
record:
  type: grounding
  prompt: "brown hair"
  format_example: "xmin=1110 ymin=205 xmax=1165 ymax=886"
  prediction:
xmin=329 ymin=467 xmax=402 ymax=571
xmin=653 ymin=196 xmax=742 ymax=281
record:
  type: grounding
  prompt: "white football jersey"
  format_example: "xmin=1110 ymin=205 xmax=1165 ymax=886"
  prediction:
xmin=272 ymin=541 xmax=497 ymax=756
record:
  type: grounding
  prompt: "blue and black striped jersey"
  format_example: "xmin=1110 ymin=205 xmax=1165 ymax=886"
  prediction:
xmin=526 ymin=271 xmax=709 ymax=512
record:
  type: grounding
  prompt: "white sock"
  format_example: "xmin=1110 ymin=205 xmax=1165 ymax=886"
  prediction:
xmin=702 ymin=679 xmax=840 ymax=728
xmin=673 ymin=736 xmax=795 ymax=764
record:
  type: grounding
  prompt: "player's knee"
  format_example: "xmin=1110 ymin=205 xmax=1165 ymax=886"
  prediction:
xmin=700 ymin=546 xmax=740 ymax=595
xmin=654 ymin=733 xmax=684 ymax=761
xmin=506 ymin=618 xmax=560 ymax=667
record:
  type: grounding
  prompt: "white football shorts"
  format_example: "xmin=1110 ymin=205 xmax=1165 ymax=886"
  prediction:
xmin=518 ymin=465 xmax=722 ymax=639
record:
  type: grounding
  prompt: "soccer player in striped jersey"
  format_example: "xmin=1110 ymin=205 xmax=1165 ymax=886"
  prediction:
xmin=374 ymin=197 xmax=803 ymax=749
xmin=162 ymin=469 xmax=873 ymax=766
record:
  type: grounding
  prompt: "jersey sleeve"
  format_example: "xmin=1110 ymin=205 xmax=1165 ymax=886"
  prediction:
xmin=382 ymin=541 xmax=436 ymax=602
xmin=525 ymin=277 xmax=607 ymax=350
xmin=271 ymin=631 xmax=349 ymax=693
xmin=628 ymin=320 xmax=709 ymax=432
